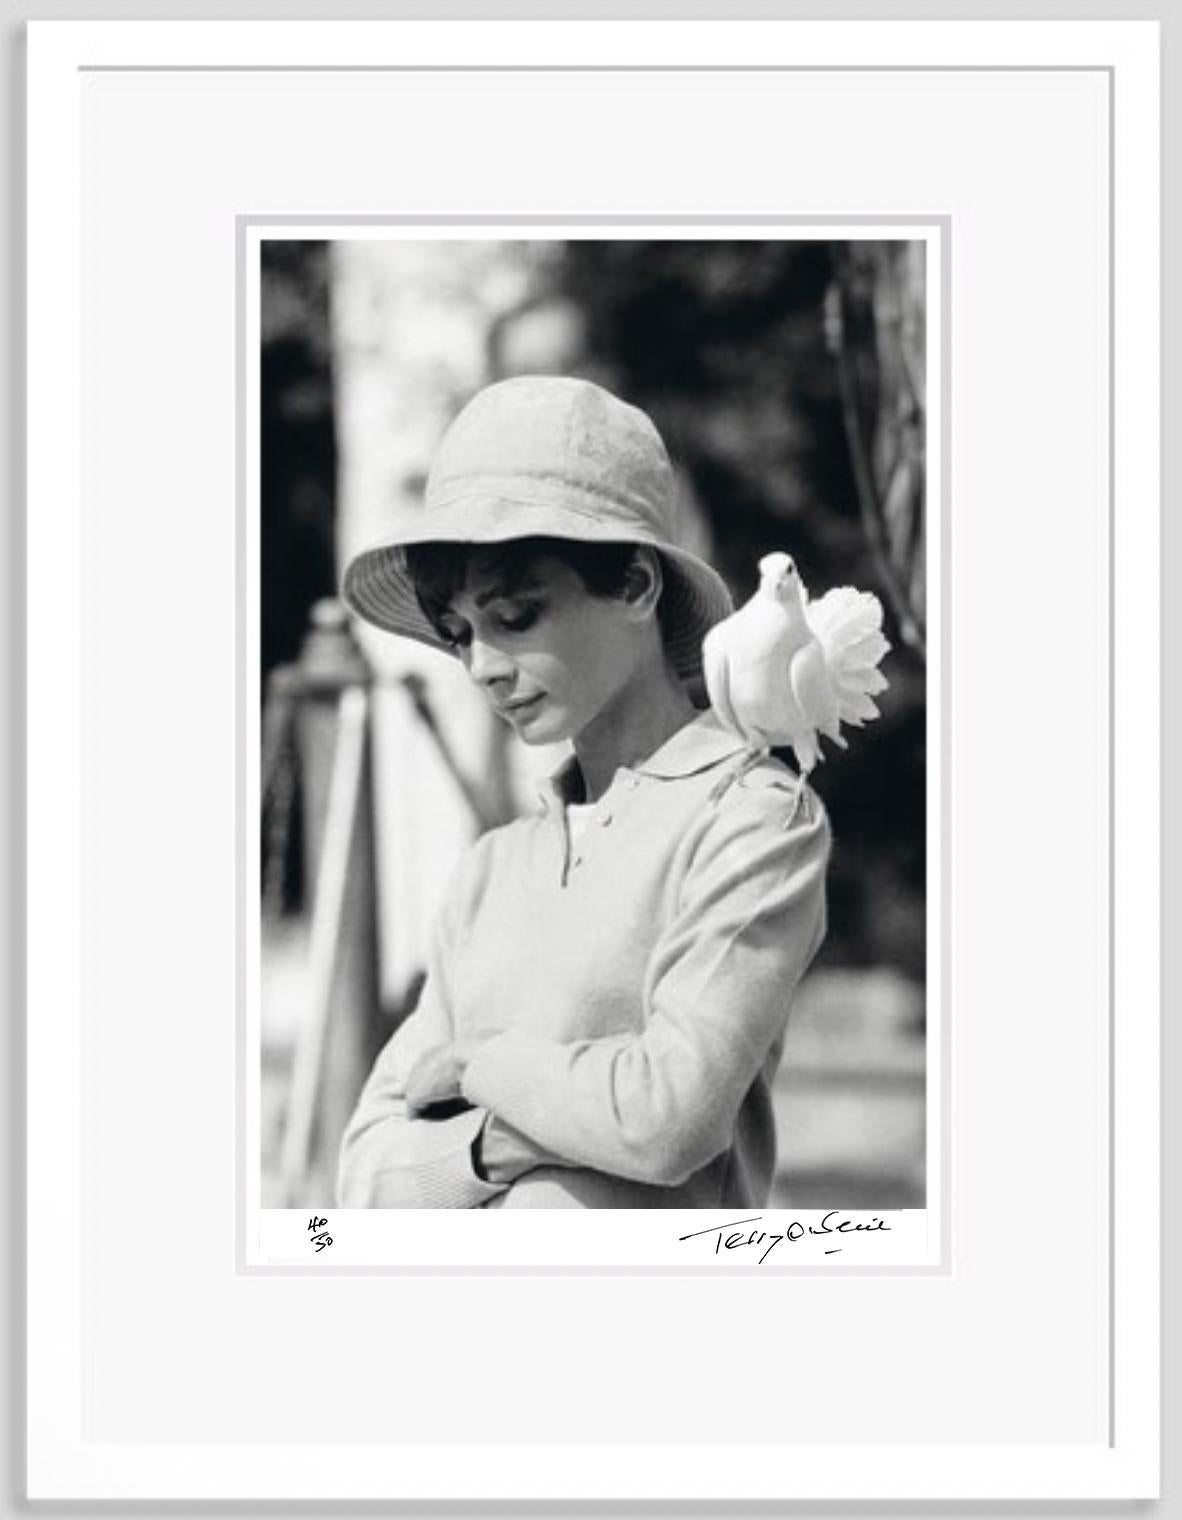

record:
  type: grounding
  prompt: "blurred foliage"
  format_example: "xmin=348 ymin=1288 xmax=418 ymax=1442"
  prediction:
xmin=561 ymin=241 xmax=926 ymax=979
xmin=261 ymin=242 xmax=338 ymax=683
xmin=260 ymin=242 xmax=340 ymax=912
xmin=827 ymin=242 xmax=927 ymax=657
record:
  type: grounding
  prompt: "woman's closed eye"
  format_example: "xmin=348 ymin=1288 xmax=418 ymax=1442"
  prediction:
xmin=438 ymin=602 xmax=542 ymax=646
xmin=493 ymin=602 xmax=541 ymax=634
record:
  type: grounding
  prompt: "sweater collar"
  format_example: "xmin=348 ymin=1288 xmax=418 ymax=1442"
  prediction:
xmin=539 ymin=709 xmax=748 ymax=809
xmin=633 ymin=708 xmax=749 ymax=778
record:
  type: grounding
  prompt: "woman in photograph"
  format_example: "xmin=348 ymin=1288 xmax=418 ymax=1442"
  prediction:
xmin=335 ymin=375 xmax=830 ymax=1209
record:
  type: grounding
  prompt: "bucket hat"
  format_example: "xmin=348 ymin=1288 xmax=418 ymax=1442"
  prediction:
xmin=341 ymin=376 xmax=734 ymax=684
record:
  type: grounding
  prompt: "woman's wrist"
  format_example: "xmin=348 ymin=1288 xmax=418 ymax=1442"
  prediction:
xmin=472 ymin=1113 xmax=546 ymax=1184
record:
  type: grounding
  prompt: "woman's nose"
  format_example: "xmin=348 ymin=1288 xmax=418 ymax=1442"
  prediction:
xmin=466 ymin=636 xmax=514 ymax=687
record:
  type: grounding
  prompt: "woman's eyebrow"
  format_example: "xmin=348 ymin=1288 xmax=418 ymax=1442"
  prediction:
xmin=472 ymin=574 xmax=541 ymax=610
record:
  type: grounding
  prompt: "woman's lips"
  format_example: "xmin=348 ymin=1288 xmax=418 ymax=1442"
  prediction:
xmin=500 ymin=693 xmax=544 ymax=717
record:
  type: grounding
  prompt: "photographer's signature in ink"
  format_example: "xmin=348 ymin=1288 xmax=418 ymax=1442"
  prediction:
xmin=679 ymin=1211 xmax=890 ymax=1265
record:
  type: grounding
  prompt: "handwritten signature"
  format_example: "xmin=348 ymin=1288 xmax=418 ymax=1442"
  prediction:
xmin=678 ymin=1212 xmax=890 ymax=1265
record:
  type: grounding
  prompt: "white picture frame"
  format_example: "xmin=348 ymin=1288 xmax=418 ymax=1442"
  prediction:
xmin=25 ymin=16 xmax=1160 ymax=1502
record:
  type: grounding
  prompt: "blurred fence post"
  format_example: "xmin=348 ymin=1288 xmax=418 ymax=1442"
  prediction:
xmin=289 ymin=599 xmax=382 ymax=1205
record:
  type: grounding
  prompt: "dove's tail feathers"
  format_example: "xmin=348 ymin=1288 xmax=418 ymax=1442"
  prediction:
xmin=841 ymin=632 xmax=892 ymax=671
xmin=807 ymin=586 xmax=886 ymax=649
xmin=807 ymin=585 xmax=891 ymax=733
xmin=819 ymin=715 xmax=845 ymax=745
xmin=839 ymin=691 xmax=881 ymax=724
xmin=833 ymin=668 xmax=888 ymax=704
xmin=845 ymin=664 xmax=889 ymax=695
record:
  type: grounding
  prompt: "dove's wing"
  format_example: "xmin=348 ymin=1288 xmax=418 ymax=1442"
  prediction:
xmin=703 ymin=598 xmax=810 ymax=748
xmin=788 ymin=640 xmax=842 ymax=744
xmin=702 ymin=625 xmax=744 ymax=741
xmin=805 ymin=586 xmax=891 ymax=729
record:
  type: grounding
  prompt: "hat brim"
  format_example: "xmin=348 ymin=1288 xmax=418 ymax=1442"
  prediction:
xmin=341 ymin=502 xmax=733 ymax=685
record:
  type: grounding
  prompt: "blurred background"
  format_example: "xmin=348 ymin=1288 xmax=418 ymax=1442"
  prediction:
xmin=259 ymin=238 xmax=928 ymax=1210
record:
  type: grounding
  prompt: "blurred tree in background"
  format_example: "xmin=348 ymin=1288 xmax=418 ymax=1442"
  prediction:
xmin=260 ymin=242 xmax=338 ymax=915
xmin=261 ymin=242 xmax=338 ymax=683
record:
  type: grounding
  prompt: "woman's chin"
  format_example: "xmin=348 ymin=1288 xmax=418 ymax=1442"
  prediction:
xmin=500 ymin=696 xmax=563 ymax=743
xmin=513 ymin=711 xmax=567 ymax=745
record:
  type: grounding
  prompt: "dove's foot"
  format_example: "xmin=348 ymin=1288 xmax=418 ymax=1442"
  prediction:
xmin=782 ymin=771 xmax=814 ymax=830
xmin=734 ymin=746 xmax=768 ymax=784
xmin=707 ymin=744 xmax=769 ymax=804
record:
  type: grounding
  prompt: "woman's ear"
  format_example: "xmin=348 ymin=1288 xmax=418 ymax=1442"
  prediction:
xmin=622 ymin=547 xmax=664 ymax=618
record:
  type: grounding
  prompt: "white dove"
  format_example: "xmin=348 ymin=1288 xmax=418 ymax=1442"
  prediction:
xmin=703 ymin=551 xmax=891 ymax=787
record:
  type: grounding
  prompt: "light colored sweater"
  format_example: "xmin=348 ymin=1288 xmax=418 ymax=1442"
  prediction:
xmin=336 ymin=710 xmax=830 ymax=1209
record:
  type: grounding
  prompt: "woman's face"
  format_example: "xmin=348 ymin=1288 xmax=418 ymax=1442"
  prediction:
xmin=436 ymin=553 xmax=656 ymax=745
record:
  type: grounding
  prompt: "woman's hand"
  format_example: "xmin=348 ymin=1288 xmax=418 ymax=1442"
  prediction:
xmin=404 ymin=1036 xmax=495 ymax=1117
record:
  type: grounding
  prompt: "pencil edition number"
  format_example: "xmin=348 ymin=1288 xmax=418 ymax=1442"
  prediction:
xmin=308 ymin=1215 xmax=333 ymax=1252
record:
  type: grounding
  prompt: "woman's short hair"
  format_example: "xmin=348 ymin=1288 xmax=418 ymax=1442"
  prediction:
xmin=404 ymin=536 xmax=675 ymax=644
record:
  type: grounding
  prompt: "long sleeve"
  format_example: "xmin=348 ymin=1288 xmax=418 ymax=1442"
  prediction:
xmin=336 ymin=837 xmax=579 ymax=1207
xmin=335 ymin=998 xmax=505 ymax=1208
xmin=460 ymin=783 xmax=830 ymax=1188
xmin=473 ymin=1113 xmax=570 ymax=1185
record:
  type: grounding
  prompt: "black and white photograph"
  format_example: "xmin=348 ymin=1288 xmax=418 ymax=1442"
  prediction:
xmin=258 ymin=235 xmax=930 ymax=1214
